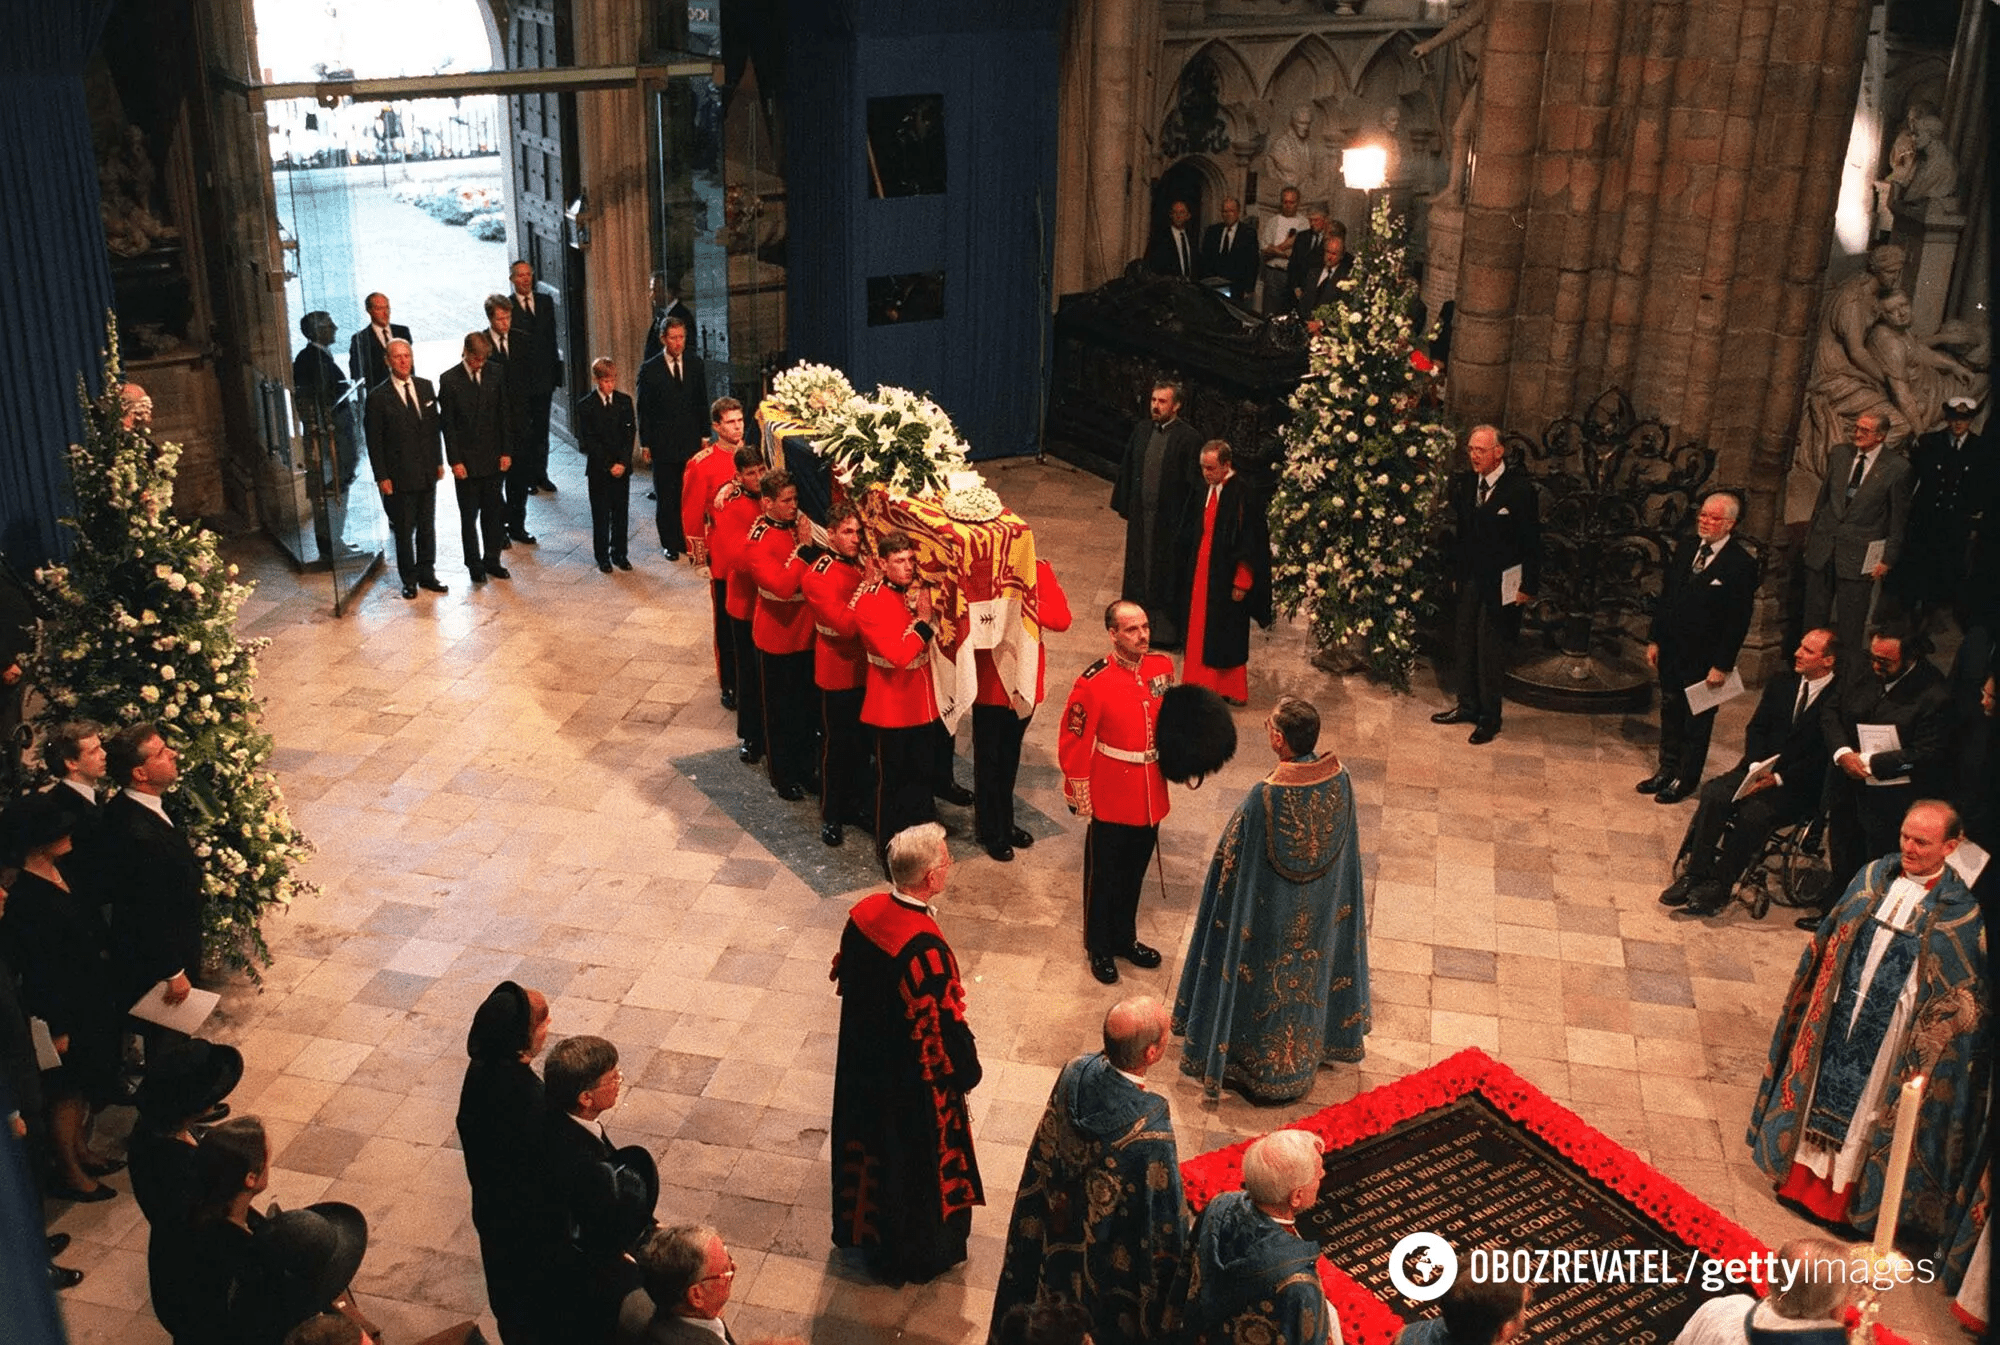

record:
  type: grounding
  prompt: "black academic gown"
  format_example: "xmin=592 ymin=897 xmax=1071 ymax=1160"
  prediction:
xmin=1111 ymin=417 xmax=1202 ymax=645
xmin=1175 ymin=475 xmax=1273 ymax=671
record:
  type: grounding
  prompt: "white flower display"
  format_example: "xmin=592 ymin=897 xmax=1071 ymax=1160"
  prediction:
xmin=809 ymin=379 xmax=973 ymax=499
xmin=767 ymin=362 xmax=860 ymax=434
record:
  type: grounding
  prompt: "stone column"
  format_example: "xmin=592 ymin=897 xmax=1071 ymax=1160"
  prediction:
xmin=572 ymin=0 xmax=647 ymax=380
xmin=1053 ymin=0 xmax=1160 ymax=296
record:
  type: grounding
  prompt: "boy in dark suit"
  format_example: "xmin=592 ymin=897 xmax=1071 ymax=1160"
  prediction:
xmin=1433 ymin=425 xmax=1540 ymax=742
xmin=438 ymin=331 xmax=514 ymax=584
xmin=1640 ymin=491 xmax=1759 ymax=801
xmin=363 ymin=339 xmax=447 ymax=599
xmin=577 ymin=358 xmax=637 ymax=573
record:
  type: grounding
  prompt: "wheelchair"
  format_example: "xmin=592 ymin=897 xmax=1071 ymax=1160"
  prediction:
xmin=1671 ymin=810 xmax=1832 ymax=920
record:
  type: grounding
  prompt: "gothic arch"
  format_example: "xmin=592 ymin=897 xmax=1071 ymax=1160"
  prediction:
xmin=1264 ymin=34 xmax=1350 ymax=116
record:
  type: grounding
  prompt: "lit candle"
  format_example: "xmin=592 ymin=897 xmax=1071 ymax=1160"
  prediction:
xmin=1871 ymin=1074 xmax=1926 ymax=1258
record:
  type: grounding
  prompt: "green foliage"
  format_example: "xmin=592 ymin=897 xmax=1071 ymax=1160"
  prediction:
xmin=1268 ymin=198 xmax=1458 ymax=692
xmin=31 ymin=320 xmax=313 ymax=975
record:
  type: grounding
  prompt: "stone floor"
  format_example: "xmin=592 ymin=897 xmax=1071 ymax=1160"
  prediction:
xmin=50 ymin=458 xmax=1963 ymax=1343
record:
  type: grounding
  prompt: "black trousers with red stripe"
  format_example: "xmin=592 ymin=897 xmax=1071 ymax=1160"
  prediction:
xmin=874 ymin=720 xmax=947 ymax=869
xmin=758 ymin=649 xmax=817 ymax=791
xmin=821 ymin=688 xmax=872 ymax=829
xmin=710 ymin=579 xmax=736 ymax=698
xmin=1083 ymin=819 xmax=1156 ymax=956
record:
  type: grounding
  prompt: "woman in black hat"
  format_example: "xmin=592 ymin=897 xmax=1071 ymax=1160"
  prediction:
xmin=0 ymin=790 xmax=124 ymax=1201
xmin=152 ymin=1115 xmax=272 ymax=1343
xmin=237 ymin=1198 xmax=370 ymax=1345
xmin=131 ymin=1038 xmax=245 ymax=1321
xmin=458 ymin=979 xmax=553 ymax=1344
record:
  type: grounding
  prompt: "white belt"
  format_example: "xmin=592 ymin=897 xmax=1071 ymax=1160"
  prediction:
xmin=757 ymin=588 xmax=805 ymax=603
xmin=868 ymin=652 xmax=929 ymax=669
xmin=815 ymin=623 xmax=846 ymax=639
xmin=1096 ymin=743 xmax=1157 ymax=765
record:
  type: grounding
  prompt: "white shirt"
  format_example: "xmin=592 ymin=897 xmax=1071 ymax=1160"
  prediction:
xmin=1672 ymin=1293 xmax=1844 ymax=1343
xmin=61 ymin=778 xmax=97 ymax=805
xmin=374 ymin=325 xmax=391 ymax=347
xmin=1260 ymin=211 xmax=1308 ymax=264
xmin=1114 ymin=1066 xmax=1147 ymax=1089
xmin=124 ymin=787 xmax=171 ymax=825
xmin=890 ymin=888 xmax=936 ymax=919
xmin=1848 ymin=447 xmax=1879 ymax=485
xmin=395 ymin=378 xmax=418 ymax=407
xmin=1477 ymin=464 xmax=1505 ymax=499
xmin=568 ymin=1112 xmax=609 ymax=1144
xmin=489 ymin=328 xmax=508 ymax=357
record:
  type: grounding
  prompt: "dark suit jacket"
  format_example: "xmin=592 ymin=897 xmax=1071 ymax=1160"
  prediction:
xmin=613 ymin=1296 xmax=738 ymax=1345
xmin=99 ymin=792 xmax=204 ymax=1002
xmin=1199 ymin=220 xmax=1259 ymax=292
xmin=438 ymin=362 xmax=512 ymax=477
xmin=1444 ymin=466 xmax=1541 ymax=604
xmin=1824 ymin=657 xmax=1952 ymax=795
xmin=364 ymin=376 xmax=444 ymax=494
xmin=0 ymin=951 xmax=43 ymax=1138
xmin=576 ymin=390 xmax=637 ymax=478
xmin=1285 ymin=228 xmax=1333 ymax=298
xmin=1648 ymin=535 xmax=1758 ymax=681
xmin=1144 ymin=226 xmax=1197 ymax=279
xmin=1801 ymin=443 xmax=1913 ymax=577
xmin=1295 ymin=256 xmax=1353 ymax=320
xmin=291 ymin=344 xmax=350 ymax=411
xmin=1906 ymin=427 xmax=1994 ymax=553
xmin=509 ymin=285 xmax=564 ymax=396
xmin=636 ymin=351 xmax=709 ymax=465
xmin=346 ymin=322 xmax=412 ymax=393
xmin=1737 ymin=670 xmax=1837 ymax=816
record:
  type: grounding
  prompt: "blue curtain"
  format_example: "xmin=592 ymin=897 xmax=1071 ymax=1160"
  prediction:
xmin=787 ymin=0 xmax=1063 ymax=462
xmin=0 ymin=0 xmax=116 ymax=567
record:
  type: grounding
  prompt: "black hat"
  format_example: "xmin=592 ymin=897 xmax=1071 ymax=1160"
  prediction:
xmin=1945 ymin=397 xmax=1977 ymax=416
xmin=574 ymin=1145 xmax=659 ymax=1255
xmin=0 ymin=789 xmax=86 ymax=866
xmin=466 ymin=980 xmax=533 ymax=1062
xmin=1157 ymin=683 xmax=1238 ymax=787
xmin=260 ymin=1201 xmax=369 ymax=1312
xmin=134 ymin=1039 xmax=245 ymax=1124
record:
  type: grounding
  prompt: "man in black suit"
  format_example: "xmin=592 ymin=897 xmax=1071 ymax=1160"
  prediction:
xmin=540 ymin=1033 xmax=631 ymax=1332
xmin=483 ymin=293 xmax=537 ymax=547
xmin=1800 ymin=410 xmax=1912 ymax=654
xmin=98 ymin=723 xmax=202 ymax=1026
xmin=1821 ymin=619 xmax=1952 ymax=914
xmin=508 ymin=260 xmax=565 ymax=495
xmin=292 ymin=311 xmax=359 ymax=561
xmin=636 ymin=317 xmax=707 ymax=560
xmin=1296 ymin=231 xmax=1353 ymax=332
xmin=1144 ymin=200 xmax=1196 ymax=279
xmin=364 ymin=339 xmax=448 ymax=600
xmin=1199 ymin=197 xmax=1260 ymax=300
xmin=345 ymin=291 xmax=411 ymax=396
xmin=615 ymin=1226 xmax=739 ymax=1345
xmin=1285 ymin=209 xmax=1335 ymax=313
xmin=1433 ymin=425 xmax=1540 ymax=743
xmin=577 ymin=358 xmax=637 ymax=573
xmin=1893 ymin=396 xmax=1993 ymax=616
xmin=1661 ymin=627 xmax=1840 ymax=916
xmin=640 ymin=272 xmax=697 ymax=367
xmin=1640 ymin=491 xmax=1760 ymax=802
xmin=1111 ymin=381 xmax=1202 ymax=649
xmin=438 ymin=331 xmax=513 ymax=585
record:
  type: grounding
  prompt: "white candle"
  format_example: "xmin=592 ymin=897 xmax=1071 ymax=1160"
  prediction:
xmin=1871 ymin=1074 xmax=1926 ymax=1258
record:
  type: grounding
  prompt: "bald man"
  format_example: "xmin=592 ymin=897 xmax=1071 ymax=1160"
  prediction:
xmin=1432 ymin=425 xmax=1539 ymax=743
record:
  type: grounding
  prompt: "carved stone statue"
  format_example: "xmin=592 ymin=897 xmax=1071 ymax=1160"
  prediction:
xmin=1898 ymin=111 xmax=1959 ymax=208
xmin=1411 ymin=0 xmax=1486 ymax=200
xmin=1262 ymin=103 xmax=1330 ymax=204
xmin=98 ymin=125 xmax=177 ymax=258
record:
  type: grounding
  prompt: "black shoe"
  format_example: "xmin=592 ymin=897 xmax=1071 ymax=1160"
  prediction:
xmin=52 ymin=1182 xmax=117 ymax=1203
xmin=49 ymin=1264 xmax=84 ymax=1290
xmin=739 ymin=744 xmax=763 ymax=765
xmin=1659 ymin=877 xmax=1697 ymax=907
xmin=401 ymin=583 xmax=418 ymax=599
xmin=821 ymin=822 xmax=843 ymax=847
xmin=46 ymin=1234 xmax=70 ymax=1257
xmin=598 ymin=561 xmax=614 ymax=574
xmin=936 ymin=782 xmax=974 ymax=806
xmin=486 ymin=564 xmax=511 ymax=580
xmin=1009 ymin=825 xmax=1034 ymax=849
xmin=536 ymin=478 xmax=558 ymax=493
xmin=1432 ymin=708 xmax=1475 ymax=725
xmin=614 ymin=557 xmax=633 ymax=571
xmin=986 ymin=842 xmax=1014 ymax=862
xmin=500 ymin=534 xmax=513 ymax=550
xmin=510 ymin=530 xmax=538 ymax=544
xmin=1090 ymin=955 xmax=1120 ymax=985
xmin=775 ymin=782 xmax=806 ymax=802
xmin=646 ymin=489 xmax=657 ymax=500
xmin=1123 ymin=941 xmax=1163 ymax=969
xmin=1681 ymin=883 xmax=1730 ymax=916
xmin=1794 ymin=912 xmax=1825 ymax=932
xmin=523 ymin=483 xmax=540 ymax=495
xmin=469 ymin=569 xmax=487 ymax=584
xmin=721 ymin=690 xmax=738 ymax=711
xmin=661 ymin=549 xmax=679 ymax=562
xmin=1636 ymin=771 xmax=1674 ymax=794
xmin=1468 ymin=725 xmax=1500 ymax=745
xmin=419 ymin=578 xmax=449 ymax=593
xmin=1654 ymin=780 xmax=1693 ymax=804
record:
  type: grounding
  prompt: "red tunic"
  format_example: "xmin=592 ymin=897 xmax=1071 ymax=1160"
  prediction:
xmin=708 ymin=485 xmax=764 ymax=620
xmin=974 ymin=558 xmax=1074 ymax=709
xmin=747 ymin=518 xmax=814 ymax=655
xmin=1181 ymin=489 xmax=1255 ymax=702
xmin=856 ymin=581 xmax=942 ymax=728
xmin=803 ymin=553 xmax=867 ymax=691
xmin=1058 ymin=651 xmax=1175 ymax=825
xmin=679 ymin=442 xmax=737 ymax=562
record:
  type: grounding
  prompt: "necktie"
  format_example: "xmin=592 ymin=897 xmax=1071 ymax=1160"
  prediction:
xmin=1793 ymin=681 xmax=1809 ymax=723
xmin=377 ymin=326 xmax=389 ymax=347
xmin=1176 ymin=231 xmax=1189 ymax=275
xmin=1222 ymin=225 xmax=1234 ymax=253
xmin=471 ymin=369 xmax=479 ymax=387
xmin=523 ymin=294 xmax=534 ymax=315
xmin=671 ymin=359 xmax=681 ymax=382
xmin=400 ymin=382 xmax=415 ymax=412
xmin=1693 ymin=542 xmax=1713 ymax=573
xmin=498 ymin=334 xmax=507 ymax=357
xmin=1477 ymin=477 xmax=1490 ymax=507
xmin=1846 ymin=452 xmax=1867 ymax=499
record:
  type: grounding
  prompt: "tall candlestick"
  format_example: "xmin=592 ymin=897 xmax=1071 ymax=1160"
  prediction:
xmin=1871 ymin=1074 xmax=1926 ymax=1258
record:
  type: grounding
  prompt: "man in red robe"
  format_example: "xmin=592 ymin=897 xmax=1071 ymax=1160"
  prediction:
xmin=830 ymin=822 xmax=983 ymax=1285
xmin=1176 ymin=440 xmax=1272 ymax=705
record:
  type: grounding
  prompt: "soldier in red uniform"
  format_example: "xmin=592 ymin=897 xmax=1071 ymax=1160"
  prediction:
xmin=803 ymin=504 xmax=875 ymax=847
xmin=855 ymin=533 xmax=960 ymax=871
xmin=1059 ymin=599 xmax=1175 ymax=984
xmin=747 ymin=470 xmax=819 ymax=799
xmin=681 ymin=397 xmax=747 ymax=710
xmin=973 ymin=559 xmax=1072 ymax=862
xmin=706 ymin=443 xmax=766 ymax=763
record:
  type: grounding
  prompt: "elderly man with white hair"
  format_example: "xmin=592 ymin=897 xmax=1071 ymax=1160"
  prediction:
xmin=1167 ymin=1129 xmax=1341 ymax=1344
xmin=829 ymin=824 xmax=984 ymax=1284
xmin=1668 ymin=1236 xmax=1857 ymax=1344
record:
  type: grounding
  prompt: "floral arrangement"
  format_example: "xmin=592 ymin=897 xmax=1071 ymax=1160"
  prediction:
xmin=1267 ymin=197 xmax=1456 ymax=692
xmin=810 ymin=382 xmax=972 ymax=499
xmin=1178 ymin=1047 xmax=1778 ymax=1344
xmin=767 ymin=361 xmax=859 ymax=433
xmin=32 ymin=321 xmax=314 ymax=975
